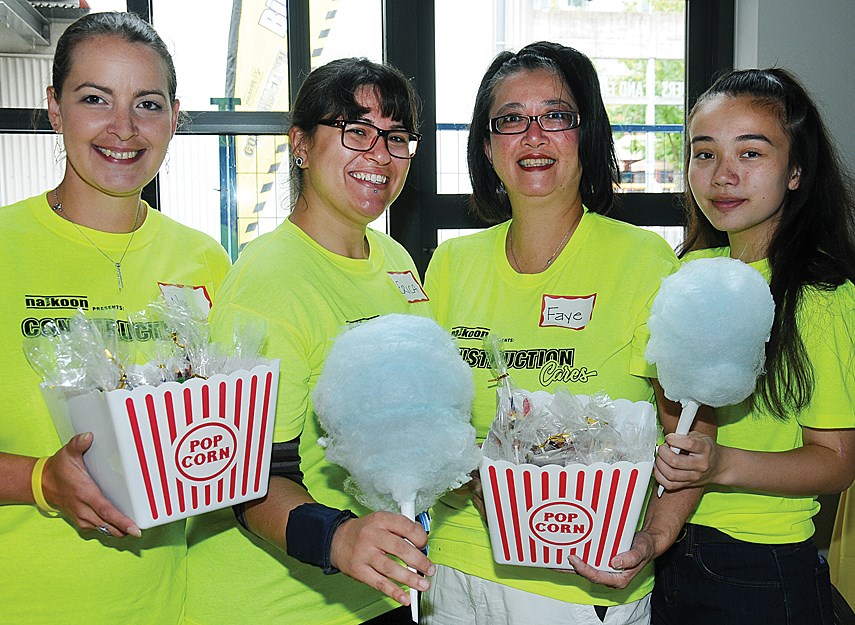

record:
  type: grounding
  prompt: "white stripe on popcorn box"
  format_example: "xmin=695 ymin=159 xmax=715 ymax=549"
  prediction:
xmin=42 ymin=362 xmax=279 ymax=529
xmin=481 ymin=457 xmax=654 ymax=572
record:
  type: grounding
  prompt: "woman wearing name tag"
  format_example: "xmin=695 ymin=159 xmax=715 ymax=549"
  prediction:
xmin=185 ymin=57 xmax=434 ymax=625
xmin=421 ymin=41 xmax=715 ymax=625
xmin=0 ymin=11 xmax=230 ymax=625
xmin=652 ymin=68 xmax=855 ymax=625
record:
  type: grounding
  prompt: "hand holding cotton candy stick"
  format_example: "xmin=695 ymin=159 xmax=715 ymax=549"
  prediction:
xmin=645 ymin=257 xmax=775 ymax=496
xmin=312 ymin=314 xmax=482 ymax=623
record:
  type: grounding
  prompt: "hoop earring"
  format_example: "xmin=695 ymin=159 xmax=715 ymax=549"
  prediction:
xmin=295 ymin=156 xmax=304 ymax=168
xmin=497 ymin=180 xmax=507 ymax=195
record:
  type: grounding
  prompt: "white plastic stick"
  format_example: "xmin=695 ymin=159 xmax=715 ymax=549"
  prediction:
xmin=401 ymin=499 xmax=419 ymax=623
xmin=657 ymin=399 xmax=700 ymax=497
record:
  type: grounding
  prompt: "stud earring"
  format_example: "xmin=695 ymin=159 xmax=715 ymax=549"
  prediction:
xmin=295 ymin=156 xmax=304 ymax=168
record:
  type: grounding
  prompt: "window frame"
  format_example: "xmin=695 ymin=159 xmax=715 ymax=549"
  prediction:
xmin=0 ymin=0 xmax=733 ymax=271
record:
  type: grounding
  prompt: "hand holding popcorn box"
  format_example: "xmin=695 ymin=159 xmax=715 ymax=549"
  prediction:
xmin=479 ymin=336 xmax=658 ymax=572
xmin=27 ymin=290 xmax=278 ymax=529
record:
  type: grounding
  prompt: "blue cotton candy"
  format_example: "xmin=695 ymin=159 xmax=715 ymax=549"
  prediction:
xmin=645 ymin=257 xmax=774 ymax=407
xmin=312 ymin=314 xmax=482 ymax=513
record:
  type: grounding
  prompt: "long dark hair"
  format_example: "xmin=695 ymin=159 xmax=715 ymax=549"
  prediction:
xmin=52 ymin=11 xmax=177 ymax=104
xmin=681 ymin=68 xmax=855 ymax=419
xmin=467 ymin=41 xmax=619 ymax=224
xmin=288 ymin=57 xmax=420 ymax=202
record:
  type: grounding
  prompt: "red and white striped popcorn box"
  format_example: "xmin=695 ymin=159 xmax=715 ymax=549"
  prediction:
xmin=41 ymin=361 xmax=279 ymax=529
xmin=479 ymin=395 xmax=655 ymax=572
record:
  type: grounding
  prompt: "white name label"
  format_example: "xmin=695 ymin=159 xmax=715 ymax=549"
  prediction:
xmin=388 ymin=271 xmax=429 ymax=303
xmin=540 ymin=294 xmax=596 ymax=330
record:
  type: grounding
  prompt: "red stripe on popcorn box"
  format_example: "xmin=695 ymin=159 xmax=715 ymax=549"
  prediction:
xmin=41 ymin=362 xmax=279 ymax=529
xmin=481 ymin=457 xmax=653 ymax=571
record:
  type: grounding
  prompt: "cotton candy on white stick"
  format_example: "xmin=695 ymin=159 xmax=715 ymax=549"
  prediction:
xmin=646 ymin=257 xmax=774 ymax=495
xmin=313 ymin=314 xmax=482 ymax=622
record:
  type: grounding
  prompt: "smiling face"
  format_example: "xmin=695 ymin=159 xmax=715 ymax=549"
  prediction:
xmin=290 ymin=86 xmax=411 ymax=229
xmin=687 ymin=94 xmax=800 ymax=258
xmin=47 ymin=35 xmax=179 ymax=200
xmin=484 ymin=68 xmax=582 ymax=210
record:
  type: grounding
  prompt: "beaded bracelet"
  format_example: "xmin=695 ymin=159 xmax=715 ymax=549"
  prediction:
xmin=31 ymin=456 xmax=60 ymax=515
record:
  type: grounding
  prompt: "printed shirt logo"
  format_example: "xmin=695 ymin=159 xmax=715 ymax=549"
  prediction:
xmin=25 ymin=294 xmax=89 ymax=310
xmin=388 ymin=271 xmax=429 ymax=303
xmin=540 ymin=294 xmax=596 ymax=330
xmin=451 ymin=326 xmax=491 ymax=340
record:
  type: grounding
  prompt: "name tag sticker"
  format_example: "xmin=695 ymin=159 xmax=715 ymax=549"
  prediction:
xmin=540 ymin=294 xmax=596 ymax=330
xmin=388 ymin=271 xmax=429 ymax=303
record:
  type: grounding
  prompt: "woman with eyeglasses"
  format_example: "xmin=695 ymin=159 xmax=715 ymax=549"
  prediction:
xmin=421 ymin=41 xmax=714 ymax=625
xmin=185 ymin=57 xmax=433 ymax=625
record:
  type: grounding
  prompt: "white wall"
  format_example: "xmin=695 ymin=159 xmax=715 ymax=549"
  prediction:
xmin=735 ymin=0 xmax=855 ymax=178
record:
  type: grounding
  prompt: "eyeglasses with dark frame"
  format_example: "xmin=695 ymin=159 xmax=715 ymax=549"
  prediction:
xmin=316 ymin=119 xmax=422 ymax=159
xmin=488 ymin=111 xmax=581 ymax=135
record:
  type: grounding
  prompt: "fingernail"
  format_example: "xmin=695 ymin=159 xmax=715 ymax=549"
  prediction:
xmin=418 ymin=578 xmax=430 ymax=591
xmin=427 ymin=564 xmax=436 ymax=576
xmin=128 ymin=525 xmax=141 ymax=538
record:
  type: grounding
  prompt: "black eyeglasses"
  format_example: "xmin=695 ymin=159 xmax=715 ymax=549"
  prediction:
xmin=316 ymin=119 xmax=422 ymax=159
xmin=488 ymin=111 xmax=581 ymax=135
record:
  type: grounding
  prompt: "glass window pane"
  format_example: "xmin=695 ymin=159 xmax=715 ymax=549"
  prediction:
xmin=435 ymin=0 xmax=686 ymax=196
xmin=156 ymin=0 xmax=383 ymax=112
xmin=153 ymin=0 xmax=232 ymax=111
xmin=154 ymin=0 xmax=290 ymax=113
xmin=310 ymin=0 xmax=383 ymax=67
xmin=160 ymin=133 xmax=388 ymax=261
xmin=0 ymin=134 xmax=64 ymax=206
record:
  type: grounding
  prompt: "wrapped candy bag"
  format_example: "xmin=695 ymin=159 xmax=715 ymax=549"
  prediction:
xmin=481 ymin=334 xmax=658 ymax=466
xmin=24 ymin=312 xmax=131 ymax=393
xmin=26 ymin=288 xmax=272 ymax=395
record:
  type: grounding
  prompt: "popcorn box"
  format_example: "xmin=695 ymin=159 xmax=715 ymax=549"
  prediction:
xmin=480 ymin=396 xmax=655 ymax=572
xmin=40 ymin=361 xmax=279 ymax=529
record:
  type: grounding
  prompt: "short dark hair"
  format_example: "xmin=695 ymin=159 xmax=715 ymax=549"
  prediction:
xmin=52 ymin=11 xmax=177 ymax=105
xmin=288 ymin=57 xmax=421 ymax=200
xmin=681 ymin=68 xmax=855 ymax=419
xmin=467 ymin=41 xmax=619 ymax=224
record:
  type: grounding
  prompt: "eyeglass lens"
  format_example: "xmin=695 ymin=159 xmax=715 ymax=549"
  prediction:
xmin=340 ymin=121 xmax=419 ymax=158
xmin=493 ymin=112 xmax=579 ymax=134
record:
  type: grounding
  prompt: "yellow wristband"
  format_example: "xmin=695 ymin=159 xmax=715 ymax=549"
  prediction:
xmin=31 ymin=456 xmax=60 ymax=515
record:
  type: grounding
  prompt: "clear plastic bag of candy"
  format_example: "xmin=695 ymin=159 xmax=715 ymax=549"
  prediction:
xmin=24 ymin=287 xmax=271 ymax=394
xmin=481 ymin=334 xmax=658 ymax=466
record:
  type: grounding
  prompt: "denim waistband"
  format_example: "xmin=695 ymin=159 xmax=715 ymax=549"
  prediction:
xmin=682 ymin=523 xmax=745 ymax=544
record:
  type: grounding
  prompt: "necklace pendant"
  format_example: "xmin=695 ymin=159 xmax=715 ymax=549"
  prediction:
xmin=116 ymin=263 xmax=124 ymax=291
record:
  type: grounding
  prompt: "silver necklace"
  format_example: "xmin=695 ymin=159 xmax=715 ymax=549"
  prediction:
xmin=508 ymin=213 xmax=579 ymax=274
xmin=51 ymin=188 xmax=142 ymax=291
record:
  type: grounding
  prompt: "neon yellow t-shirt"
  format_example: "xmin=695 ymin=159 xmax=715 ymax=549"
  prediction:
xmin=0 ymin=193 xmax=231 ymax=625
xmin=185 ymin=219 xmax=432 ymax=625
xmin=423 ymin=211 xmax=679 ymax=605
xmin=683 ymin=247 xmax=855 ymax=543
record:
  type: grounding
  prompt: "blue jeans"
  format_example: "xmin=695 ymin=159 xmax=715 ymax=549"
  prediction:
xmin=652 ymin=523 xmax=833 ymax=625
